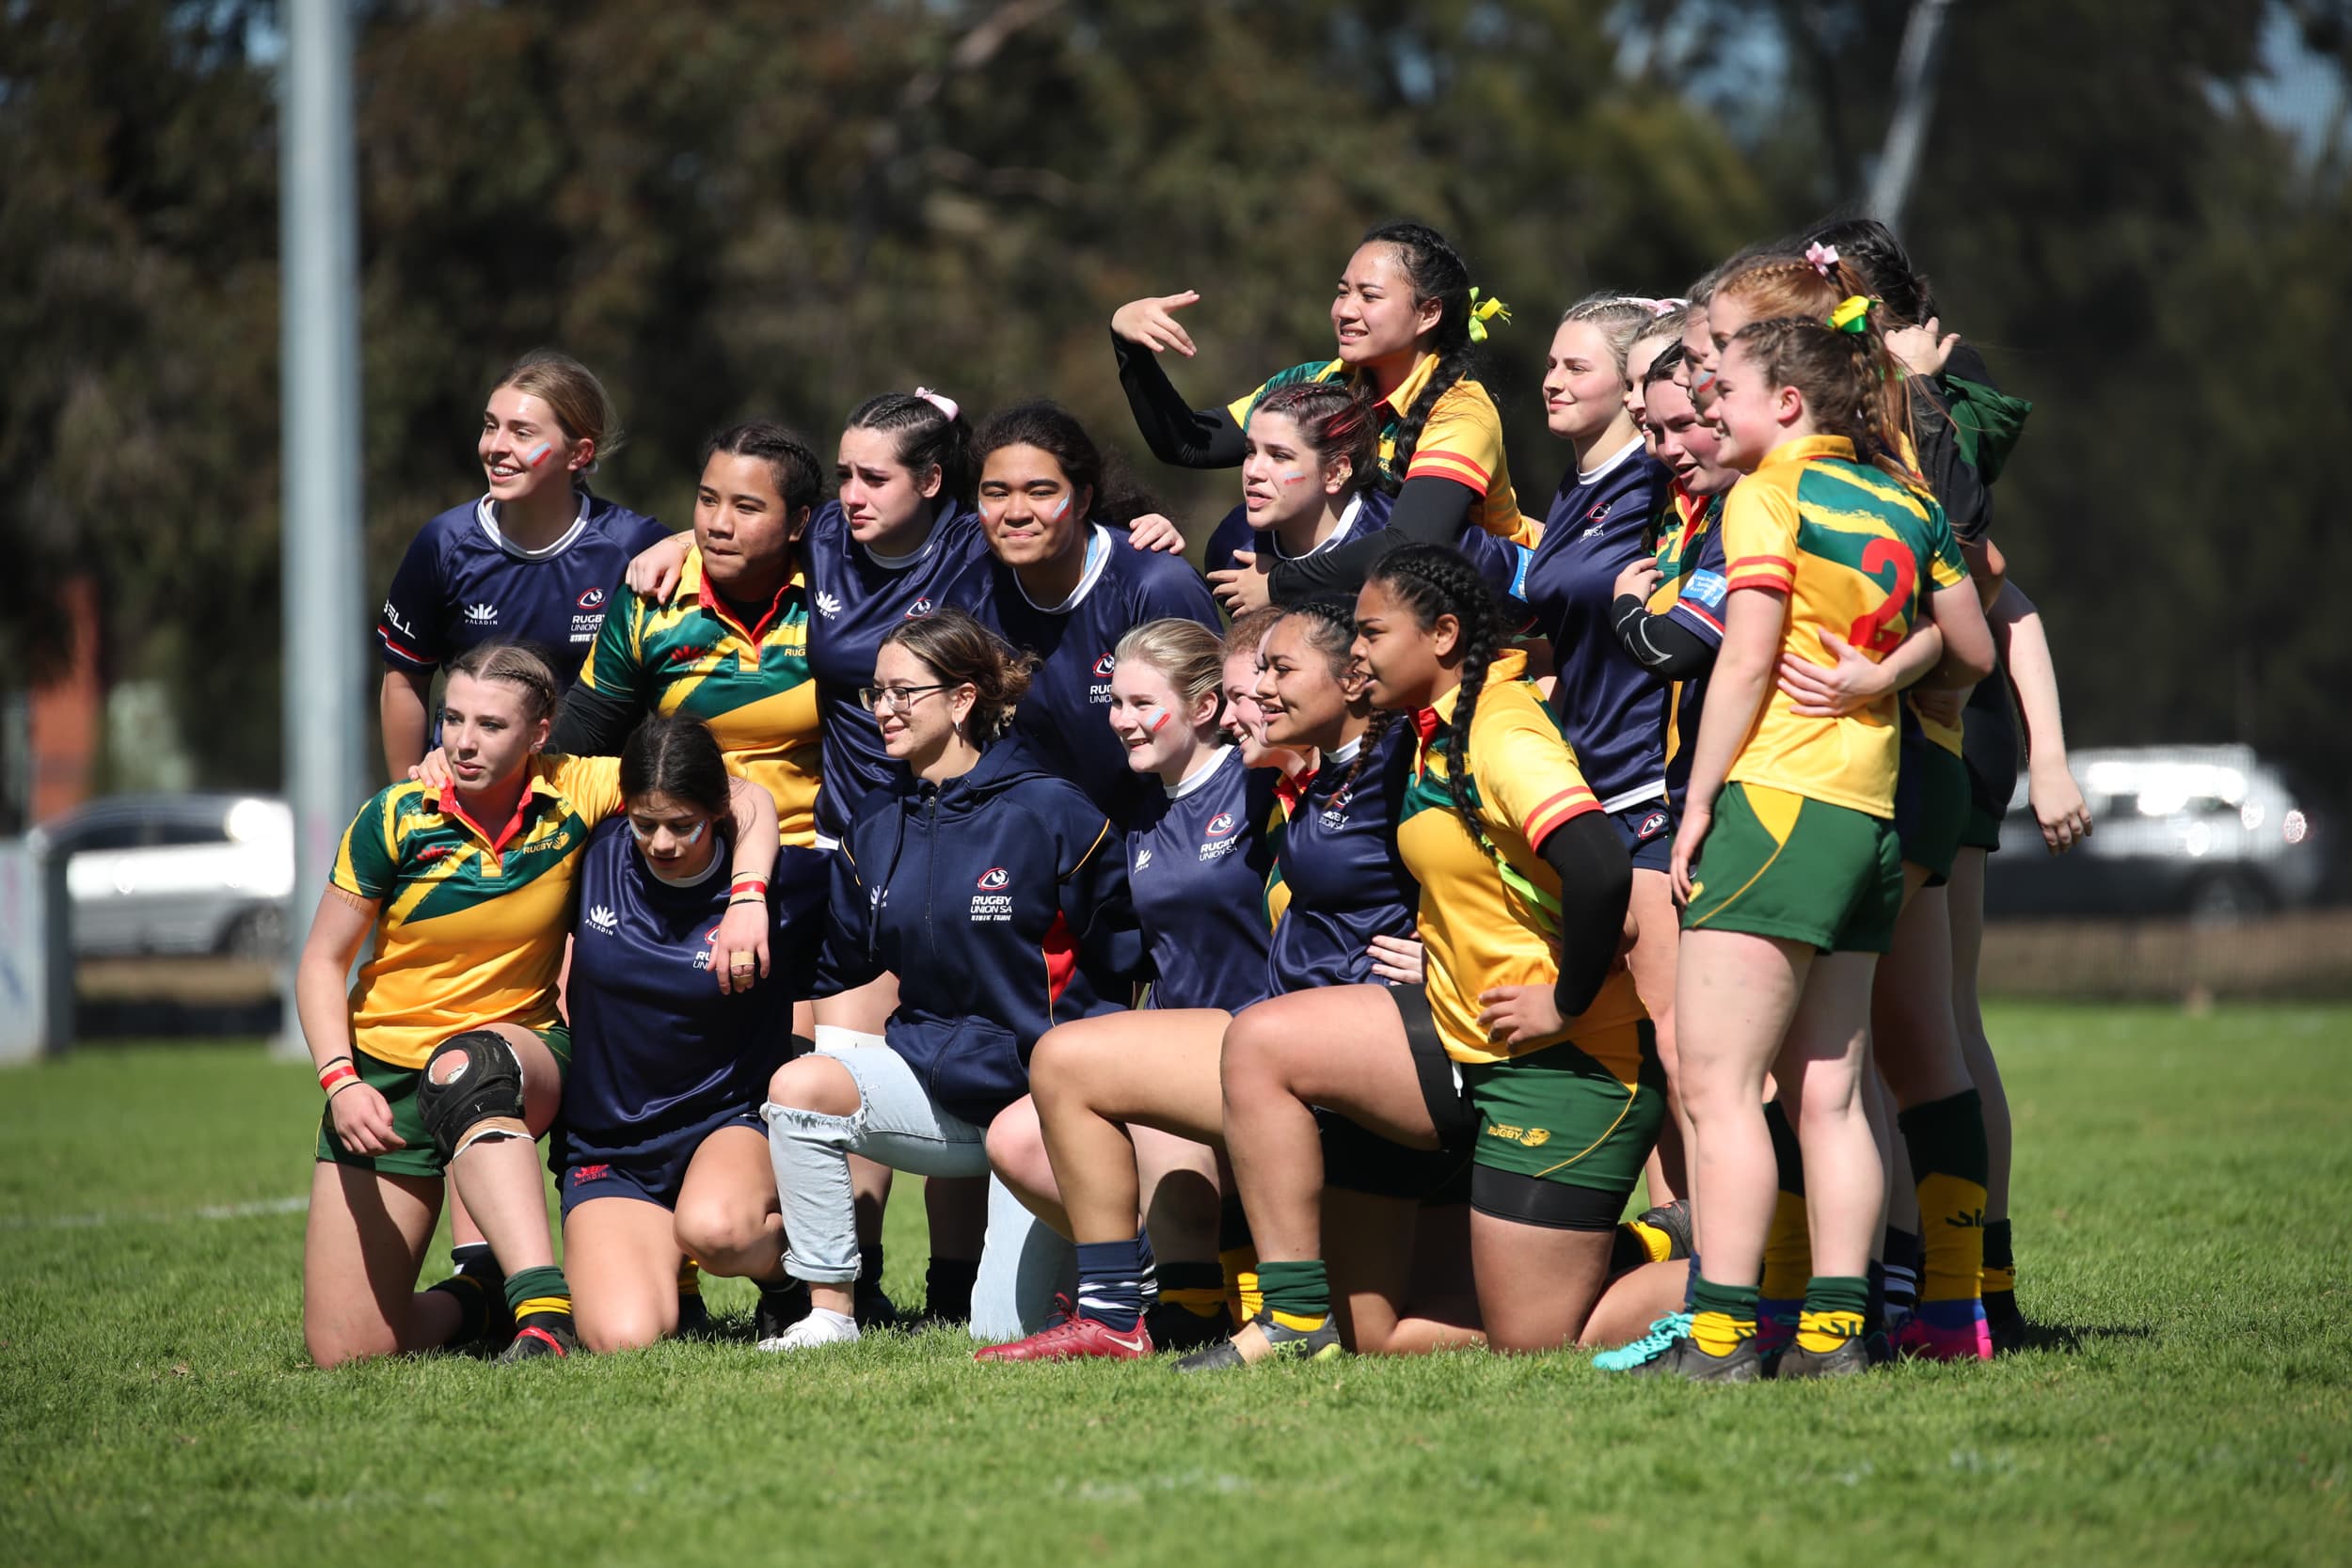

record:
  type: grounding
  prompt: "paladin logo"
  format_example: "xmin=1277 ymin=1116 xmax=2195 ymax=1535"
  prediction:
xmin=1134 ymin=847 xmax=1152 ymax=872
xmin=586 ymin=904 xmax=618 ymax=935
xmin=577 ymin=587 xmax=607 ymax=610
xmin=816 ymin=590 xmax=843 ymax=619
xmin=462 ymin=602 xmax=498 ymax=626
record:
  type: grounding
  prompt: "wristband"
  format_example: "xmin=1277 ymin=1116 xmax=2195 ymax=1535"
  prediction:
xmin=729 ymin=877 xmax=769 ymax=895
xmin=728 ymin=893 xmax=767 ymax=908
xmin=324 ymin=1075 xmax=368 ymax=1104
xmin=319 ymin=1059 xmax=361 ymax=1095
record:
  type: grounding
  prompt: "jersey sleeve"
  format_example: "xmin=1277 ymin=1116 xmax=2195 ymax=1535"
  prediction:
xmin=574 ymin=586 xmax=649 ymax=700
xmin=376 ymin=528 xmax=447 ymax=672
xmin=1202 ymin=504 xmax=1257 ymax=577
xmin=1133 ymin=556 xmax=1222 ymax=630
xmin=1472 ymin=689 xmax=1601 ymax=853
xmin=1405 ymin=382 xmax=1505 ymax=515
xmin=330 ymin=787 xmax=405 ymax=899
xmin=620 ymin=512 xmax=676 ymax=556
xmin=1663 ymin=520 xmax=1729 ymax=644
xmin=1920 ymin=498 xmax=1968 ymax=593
xmin=1721 ymin=480 xmax=1802 ymax=594
xmin=542 ymin=754 xmax=626 ymax=823
xmin=1062 ymin=812 xmax=1147 ymax=984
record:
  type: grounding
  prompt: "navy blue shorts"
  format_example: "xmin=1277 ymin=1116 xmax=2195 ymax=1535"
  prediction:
xmin=558 ymin=1110 xmax=765 ymax=1220
xmin=1613 ymin=800 xmax=1677 ymax=872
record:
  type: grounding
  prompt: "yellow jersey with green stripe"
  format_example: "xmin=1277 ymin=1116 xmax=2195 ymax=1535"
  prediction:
xmin=1721 ymin=436 xmax=1968 ymax=817
xmin=1227 ymin=356 xmax=1532 ymax=546
xmin=331 ymin=755 xmax=626 ymax=1069
xmin=1396 ymin=650 xmax=1647 ymax=1068
xmin=576 ymin=546 xmax=821 ymax=845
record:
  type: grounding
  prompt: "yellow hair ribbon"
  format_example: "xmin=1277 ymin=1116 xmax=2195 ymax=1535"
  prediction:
xmin=1828 ymin=295 xmax=1873 ymax=335
xmin=1467 ymin=287 xmax=1512 ymax=343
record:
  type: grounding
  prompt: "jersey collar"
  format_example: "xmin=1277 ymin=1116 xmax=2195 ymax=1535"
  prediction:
xmin=1164 ymin=744 xmax=1237 ymax=800
xmin=475 ymin=492 xmax=591 ymax=560
xmin=1756 ymin=434 xmax=1857 ymax=472
xmin=683 ymin=546 xmax=805 ymax=643
xmin=436 ymin=765 xmax=564 ymax=857
xmin=1013 ymin=525 xmax=1112 ymax=614
xmin=1414 ymin=647 xmax=1531 ymax=741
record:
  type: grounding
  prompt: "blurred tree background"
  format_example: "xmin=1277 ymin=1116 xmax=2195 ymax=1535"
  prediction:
xmin=2 ymin=1 xmax=2347 ymax=817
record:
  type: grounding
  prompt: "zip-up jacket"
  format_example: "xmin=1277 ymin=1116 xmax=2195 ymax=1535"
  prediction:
xmin=816 ymin=735 xmax=1140 ymax=1125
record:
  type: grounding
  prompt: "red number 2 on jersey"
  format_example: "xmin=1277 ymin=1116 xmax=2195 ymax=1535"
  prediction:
xmin=1845 ymin=537 xmax=1918 ymax=656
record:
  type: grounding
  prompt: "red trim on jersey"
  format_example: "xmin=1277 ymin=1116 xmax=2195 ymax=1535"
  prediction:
xmin=697 ymin=567 xmax=794 ymax=645
xmin=1522 ymin=786 xmax=1599 ymax=851
xmin=377 ymin=626 xmax=431 ymax=666
xmin=1674 ymin=599 xmax=1725 ymax=634
xmin=1041 ymin=911 xmax=1079 ymax=1007
xmin=437 ymin=783 xmax=535 ymax=857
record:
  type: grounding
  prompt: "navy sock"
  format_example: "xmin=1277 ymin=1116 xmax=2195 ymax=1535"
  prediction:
xmin=1073 ymin=1231 xmax=1152 ymax=1332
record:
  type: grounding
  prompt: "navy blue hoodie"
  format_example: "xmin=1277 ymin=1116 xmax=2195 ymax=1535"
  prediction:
xmin=815 ymin=735 xmax=1140 ymax=1126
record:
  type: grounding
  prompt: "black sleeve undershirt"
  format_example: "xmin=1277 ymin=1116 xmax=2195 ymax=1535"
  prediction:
xmin=1264 ymin=476 xmax=1479 ymax=602
xmin=548 ymin=679 xmax=641 ymax=758
xmin=1111 ymin=331 xmax=1248 ymax=469
xmin=1537 ymin=810 xmax=1634 ymax=1020
xmin=1611 ymin=594 xmax=1716 ymax=678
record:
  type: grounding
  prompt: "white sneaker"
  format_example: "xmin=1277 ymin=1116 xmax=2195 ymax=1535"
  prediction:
xmin=756 ymin=1307 xmax=859 ymax=1353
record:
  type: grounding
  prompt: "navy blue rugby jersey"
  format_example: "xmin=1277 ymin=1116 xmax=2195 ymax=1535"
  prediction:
xmin=558 ymin=819 xmax=828 ymax=1162
xmin=1521 ymin=437 xmax=1677 ymax=811
xmin=1265 ymin=724 xmax=1419 ymax=994
xmin=1656 ymin=492 xmax=1729 ymax=816
xmin=1202 ymin=489 xmax=1532 ymax=615
xmin=1127 ymin=746 xmax=1279 ymax=1014
xmin=377 ymin=491 xmax=672 ymax=684
xmin=978 ymin=525 xmax=1222 ymax=827
xmin=803 ymin=499 xmax=994 ymax=845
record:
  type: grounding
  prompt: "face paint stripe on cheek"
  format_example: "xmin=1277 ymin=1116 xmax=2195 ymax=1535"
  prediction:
xmin=1148 ymin=711 xmax=1171 ymax=734
xmin=525 ymin=441 xmax=554 ymax=468
xmin=1050 ymin=495 xmax=1071 ymax=520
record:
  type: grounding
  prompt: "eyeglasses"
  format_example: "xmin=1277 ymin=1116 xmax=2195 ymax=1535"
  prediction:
xmin=859 ymin=682 xmax=953 ymax=715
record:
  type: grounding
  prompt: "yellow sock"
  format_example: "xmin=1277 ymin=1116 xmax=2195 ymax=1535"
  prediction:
xmin=1915 ymin=1172 xmax=1988 ymax=1306
xmin=1760 ymin=1192 xmax=1813 ymax=1303
xmin=1162 ymin=1285 xmax=1226 ymax=1320
xmin=1220 ymin=1244 xmax=1263 ymax=1324
xmin=676 ymin=1259 xmax=704 ymax=1298
xmin=1625 ymin=1219 xmax=1675 ymax=1264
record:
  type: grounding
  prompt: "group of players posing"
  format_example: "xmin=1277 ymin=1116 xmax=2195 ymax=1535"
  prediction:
xmin=302 ymin=216 xmax=2091 ymax=1382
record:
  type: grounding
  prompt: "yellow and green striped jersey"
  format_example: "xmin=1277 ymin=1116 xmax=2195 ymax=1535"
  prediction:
xmin=575 ymin=546 xmax=822 ymax=845
xmin=331 ymin=755 xmax=626 ymax=1069
xmin=1394 ymin=650 xmax=1647 ymax=1069
xmin=1227 ymin=356 xmax=1533 ymax=547
xmin=1721 ymin=436 xmax=1968 ymax=817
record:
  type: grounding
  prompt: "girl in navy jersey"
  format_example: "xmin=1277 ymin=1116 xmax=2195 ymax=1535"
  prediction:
xmin=983 ymin=600 xmax=1465 ymax=1363
xmin=1201 ymin=383 xmax=1387 ymax=578
xmin=1518 ymin=295 xmax=1689 ymax=1210
xmin=377 ymin=352 xmax=670 ymax=779
xmin=759 ymin=610 xmax=1140 ymax=1352
xmin=970 ymin=402 xmax=1221 ymax=826
xmin=557 ymin=716 xmax=830 ymax=1353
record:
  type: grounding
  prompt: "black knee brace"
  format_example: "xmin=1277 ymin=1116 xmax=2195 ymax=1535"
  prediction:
xmin=417 ymin=1030 xmax=527 ymax=1162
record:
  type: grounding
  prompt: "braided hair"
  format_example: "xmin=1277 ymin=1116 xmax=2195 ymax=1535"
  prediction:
xmin=1359 ymin=221 xmax=1476 ymax=493
xmin=1726 ymin=316 xmax=1917 ymax=493
xmin=845 ymin=390 xmax=976 ymax=509
xmin=1268 ymin=594 xmax=1396 ymax=796
xmin=1363 ymin=545 xmax=1502 ymax=839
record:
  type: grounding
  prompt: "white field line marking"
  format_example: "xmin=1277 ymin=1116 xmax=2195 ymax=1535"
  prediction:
xmin=0 ymin=1195 xmax=308 ymax=1231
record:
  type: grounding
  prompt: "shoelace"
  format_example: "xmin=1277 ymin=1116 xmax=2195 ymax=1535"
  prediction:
xmin=1599 ymin=1312 xmax=1691 ymax=1367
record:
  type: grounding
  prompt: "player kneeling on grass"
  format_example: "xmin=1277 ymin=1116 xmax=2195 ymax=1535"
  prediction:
xmin=300 ymin=642 xmax=778 ymax=1368
xmin=758 ymin=609 xmax=1141 ymax=1352
xmin=555 ymin=715 xmax=830 ymax=1353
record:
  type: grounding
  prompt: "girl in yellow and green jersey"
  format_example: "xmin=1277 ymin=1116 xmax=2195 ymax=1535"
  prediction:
xmin=299 ymin=641 xmax=778 ymax=1368
xmin=1648 ymin=307 xmax=1994 ymax=1382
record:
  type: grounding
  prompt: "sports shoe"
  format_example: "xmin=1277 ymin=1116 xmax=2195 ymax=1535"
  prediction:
xmin=1772 ymin=1335 xmax=1873 ymax=1379
xmin=498 ymin=1320 xmax=579 ymax=1362
xmin=1592 ymin=1312 xmax=1692 ymax=1372
xmin=853 ymin=1278 xmax=898 ymax=1329
xmin=1172 ymin=1315 xmax=1342 ymax=1373
xmin=1145 ymin=1299 xmax=1232 ymax=1354
xmin=1633 ymin=1197 xmax=1693 ymax=1260
xmin=757 ymin=1307 xmax=860 ymax=1353
xmin=755 ymin=1282 xmax=812 ymax=1342
xmin=975 ymin=1314 xmax=1154 ymax=1363
xmin=1626 ymin=1331 xmax=1763 ymax=1382
xmin=1896 ymin=1312 xmax=1994 ymax=1363
xmin=1983 ymin=1294 xmax=2028 ymax=1354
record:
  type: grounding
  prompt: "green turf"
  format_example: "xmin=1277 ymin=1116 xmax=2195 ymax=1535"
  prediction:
xmin=3 ymin=1006 xmax=2348 ymax=1567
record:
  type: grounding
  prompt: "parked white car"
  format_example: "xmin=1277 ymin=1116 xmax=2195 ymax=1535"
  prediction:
xmin=30 ymin=794 xmax=294 ymax=958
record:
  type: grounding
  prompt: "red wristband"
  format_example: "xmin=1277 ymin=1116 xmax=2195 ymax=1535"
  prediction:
xmin=729 ymin=878 xmax=768 ymax=895
xmin=318 ymin=1060 xmax=360 ymax=1095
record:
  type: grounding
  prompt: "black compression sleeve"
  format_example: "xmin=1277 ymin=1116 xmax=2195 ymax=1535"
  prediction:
xmin=1537 ymin=811 xmax=1633 ymax=1020
xmin=1611 ymin=594 xmax=1717 ymax=678
xmin=548 ymin=679 xmax=641 ymax=758
xmin=1111 ymin=331 xmax=1248 ymax=469
xmin=1265 ymin=476 xmax=1478 ymax=600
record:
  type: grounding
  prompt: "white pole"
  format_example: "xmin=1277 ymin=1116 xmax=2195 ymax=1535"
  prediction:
xmin=1867 ymin=0 xmax=1957 ymax=232
xmin=276 ymin=0 xmax=368 ymax=1057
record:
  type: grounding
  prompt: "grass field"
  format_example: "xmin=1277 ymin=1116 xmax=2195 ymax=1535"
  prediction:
xmin=3 ymin=1005 xmax=2348 ymax=1567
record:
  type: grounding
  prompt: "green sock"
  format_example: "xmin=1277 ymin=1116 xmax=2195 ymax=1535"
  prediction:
xmin=1796 ymin=1275 xmax=1869 ymax=1354
xmin=1255 ymin=1259 xmax=1329 ymax=1331
xmin=502 ymin=1263 xmax=573 ymax=1335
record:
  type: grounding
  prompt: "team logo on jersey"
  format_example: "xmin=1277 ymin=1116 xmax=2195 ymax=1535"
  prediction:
xmin=381 ymin=601 xmax=418 ymax=639
xmin=1685 ymin=569 xmax=1728 ymax=610
xmin=415 ymin=843 xmax=451 ymax=862
xmin=1204 ymin=812 xmax=1237 ymax=839
xmin=463 ymin=602 xmax=498 ymax=626
xmin=692 ymin=922 xmax=723 ymax=971
xmin=971 ymin=867 xmax=1014 ymax=922
xmin=1134 ymin=847 xmax=1152 ymax=872
xmin=577 ymin=587 xmax=607 ymax=610
xmin=586 ymin=904 xmax=618 ymax=935
xmin=1091 ymin=653 xmax=1117 ymax=677
xmin=815 ymin=590 xmax=843 ymax=619
xmin=666 ymin=643 xmax=708 ymax=665
xmin=1199 ymin=811 xmax=1243 ymax=862
xmin=570 ymin=1164 xmax=612 ymax=1186
xmin=904 ymin=597 xmax=934 ymax=619
xmin=1634 ymin=810 xmax=1671 ymax=843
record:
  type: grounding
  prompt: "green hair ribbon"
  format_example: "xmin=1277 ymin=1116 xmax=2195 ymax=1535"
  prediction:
xmin=1828 ymin=295 xmax=1873 ymax=335
xmin=1468 ymin=288 xmax=1513 ymax=343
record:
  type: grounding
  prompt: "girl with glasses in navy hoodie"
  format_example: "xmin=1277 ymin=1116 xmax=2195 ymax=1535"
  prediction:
xmin=757 ymin=610 xmax=1141 ymax=1352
